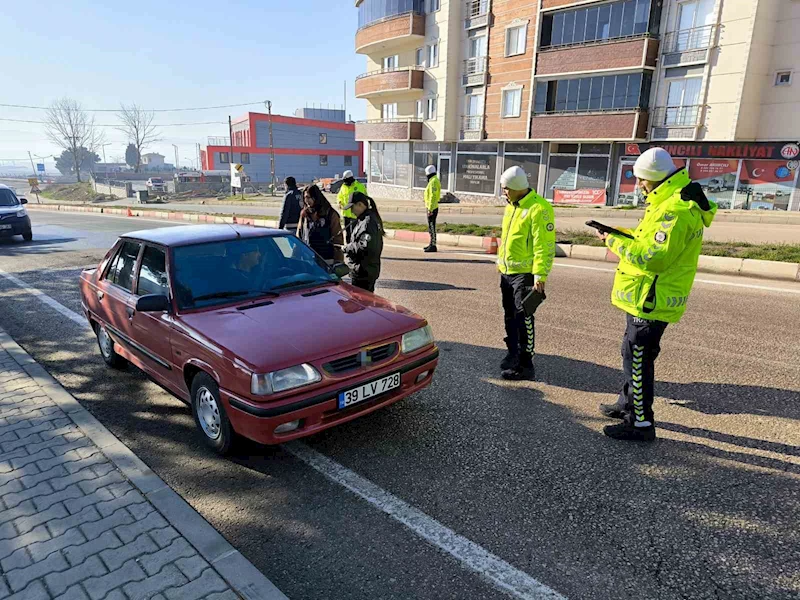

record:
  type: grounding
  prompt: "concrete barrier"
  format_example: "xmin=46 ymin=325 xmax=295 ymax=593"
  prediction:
xmin=696 ymin=255 xmax=743 ymax=276
xmin=570 ymin=245 xmax=609 ymax=261
xmin=740 ymin=258 xmax=800 ymax=281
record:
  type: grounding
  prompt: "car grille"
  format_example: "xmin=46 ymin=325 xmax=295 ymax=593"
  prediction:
xmin=323 ymin=343 xmax=398 ymax=375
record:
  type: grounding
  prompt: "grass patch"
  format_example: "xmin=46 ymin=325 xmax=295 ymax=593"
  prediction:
xmin=384 ymin=221 xmax=502 ymax=237
xmin=41 ymin=182 xmax=112 ymax=204
xmin=700 ymin=241 xmax=800 ymax=263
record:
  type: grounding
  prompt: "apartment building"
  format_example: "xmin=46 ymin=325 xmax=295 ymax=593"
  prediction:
xmin=354 ymin=0 xmax=800 ymax=210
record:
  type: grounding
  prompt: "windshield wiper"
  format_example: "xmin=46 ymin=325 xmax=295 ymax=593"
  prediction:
xmin=192 ymin=290 xmax=251 ymax=302
xmin=269 ymin=279 xmax=326 ymax=291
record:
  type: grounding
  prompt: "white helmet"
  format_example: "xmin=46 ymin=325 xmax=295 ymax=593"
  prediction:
xmin=425 ymin=165 xmax=437 ymax=176
xmin=633 ymin=148 xmax=676 ymax=182
xmin=342 ymin=170 xmax=354 ymax=179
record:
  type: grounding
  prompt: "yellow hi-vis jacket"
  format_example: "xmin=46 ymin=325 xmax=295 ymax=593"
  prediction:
xmin=338 ymin=180 xmax=367 ymax=220
xmin=606 ymin=168 xmax=717 ymax=323
xmin=424 ymin=175 xmax=440 ymax=211
xmin=497 ymin=189 xmax=556 ymax=282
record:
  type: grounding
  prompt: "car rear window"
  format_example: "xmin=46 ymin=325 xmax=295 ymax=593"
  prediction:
xmin=106 ymin=241 xmax=141 ymax=292
xmin=0 ymin=189 xmax=19 ymax=207
xmin=172 ymin=235 xmax=336 ymax=310
xmin=137 ymin=246 xmax=168 ymax=296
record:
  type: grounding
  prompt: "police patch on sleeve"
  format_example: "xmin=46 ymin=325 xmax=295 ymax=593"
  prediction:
xmin=654 ymin=231 xmax=667 ymax=243
xmin=546 ymin=223 xmax=554 ymax=231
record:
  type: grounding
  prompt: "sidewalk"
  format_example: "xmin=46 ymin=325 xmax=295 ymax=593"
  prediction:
xmin=0 ymin=329 xmax=287 ymax=600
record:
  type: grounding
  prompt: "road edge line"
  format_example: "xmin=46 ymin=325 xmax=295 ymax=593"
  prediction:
xmin=0 ymin=325 xmax=288 ymax=600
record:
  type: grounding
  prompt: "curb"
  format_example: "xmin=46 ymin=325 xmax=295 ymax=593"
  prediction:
xmin=0 ymin=325 xmax=288 ymax=600
xmin=28 ymin=204 xmax=800 ymax=282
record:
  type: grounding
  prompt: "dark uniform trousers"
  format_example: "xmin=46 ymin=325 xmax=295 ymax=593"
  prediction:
xmin=614 ymin=314 xmax=668 ymax=424
xmin=351 ymin=277 xmax=376 ymax=293
xmin=500 ymin=273 xmax=535 ymax=367
xmin=344 ymin=217 xmax=356 ymax=243
xmin=427 ymin=208 xmax=438 ymax=246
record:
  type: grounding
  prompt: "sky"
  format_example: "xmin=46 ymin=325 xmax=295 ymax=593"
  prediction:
xmin=0 ymin=0 xmax=364 ymax=171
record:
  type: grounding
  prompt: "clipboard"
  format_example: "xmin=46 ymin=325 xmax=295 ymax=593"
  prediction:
xmin=522 ymin=289 xmax=546 ymax=316
xmin=585 ymin=220 xmax=634 ymax=240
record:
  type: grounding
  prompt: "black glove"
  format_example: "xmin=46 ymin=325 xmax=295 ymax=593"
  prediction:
xmin=681 ymin=182 xmax=710 ymax=211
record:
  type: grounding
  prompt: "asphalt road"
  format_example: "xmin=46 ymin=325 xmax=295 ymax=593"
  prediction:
xmin=0 ymin=211 xmax=799 ymax=600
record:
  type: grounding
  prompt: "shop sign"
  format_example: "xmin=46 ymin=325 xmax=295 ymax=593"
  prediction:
xmin=553 ymin=189 xmax=607 ymax=205
xmin=455 ymin=153 xmax=497 ymax=195
xmin=621 ymin=142 xmax=800 ymax=160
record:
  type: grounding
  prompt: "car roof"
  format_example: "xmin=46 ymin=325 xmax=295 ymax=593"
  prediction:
xmin=122 ymin=225 xmax=288 ymax=247
xmin=0 ymin=184 xmax=11 ymax=190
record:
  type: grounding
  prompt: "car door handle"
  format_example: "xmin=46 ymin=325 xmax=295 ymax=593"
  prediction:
xmin=96 ymin=290 xmax=104 ymax=301
xmin=126 ymin=307 xmax=135 ymax=319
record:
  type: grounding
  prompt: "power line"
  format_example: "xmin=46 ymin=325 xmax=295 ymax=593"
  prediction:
xmin=0 ymin=101 xmax=265 ymax=112
xmin=0 ymin=118 xmax=226 ymax=127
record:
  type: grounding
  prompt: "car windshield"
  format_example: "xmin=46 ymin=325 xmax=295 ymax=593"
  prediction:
xmin=0 ymin=189 xmax=20 ymax=207
xmin=172 ymin=234 xmax=337 ymax=310
xmin=150 ymin=178 xmax=163 ymax=183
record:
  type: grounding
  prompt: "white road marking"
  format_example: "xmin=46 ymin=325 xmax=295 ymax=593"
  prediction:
xmin=385 ymin=244 xmax=800 ymax=295
xmin=284 ymin=442 xmax=565 ymax=600
xmin=0 ymin=270 xmax=567 ymax=600
xmin=0 ymin=268 xmax=87 ymax=326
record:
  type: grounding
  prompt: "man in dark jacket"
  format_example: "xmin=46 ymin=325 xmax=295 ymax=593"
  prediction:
xmin=278 ymin=177 xmax=303 ymax=232
xmin=342 ymin=191 xmax=384 ymax=292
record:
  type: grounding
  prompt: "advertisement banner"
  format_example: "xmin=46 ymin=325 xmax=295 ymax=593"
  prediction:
xmin=455 ymin=153 xmax=497 ymax=195
xmin=688 ymin=159 xmax=738 ymax=181
xmin=739 ymin=160 xmax=795 ymax=184
xmin=554 ymin=188 xmax=607 ymax=205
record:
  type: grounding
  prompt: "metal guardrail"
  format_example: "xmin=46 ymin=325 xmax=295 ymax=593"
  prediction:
xmin=533 ymin=107 xmax=645 ymax=116
xmin=356 ymin=66 xmax=425 ymax=80
xmin=662 ymin=25 xmax=716 ymax=54
xmin=465 ymin=0 xmax=489 ymax=28
xmin=463 ymin=57 xmax=487 ymax=76
xmin=650 ymin=105 xmax=704 ymax=127
xmin=539 ymin=32 xmax=655 ymax=52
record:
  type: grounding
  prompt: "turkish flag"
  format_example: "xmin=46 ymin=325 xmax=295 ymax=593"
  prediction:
xmin=740 ymin=160 xmax=794 ymax=184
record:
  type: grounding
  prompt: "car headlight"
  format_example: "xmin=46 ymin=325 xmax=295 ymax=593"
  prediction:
xmin=251 ymin=363 xmax=321 ymax=395
xmin=16 ymin=209 xmax=26 ymax=218
xmin=401 ymin=325 xmax=433 ymax=354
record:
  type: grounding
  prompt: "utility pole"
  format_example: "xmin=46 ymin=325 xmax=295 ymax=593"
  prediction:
xmin=228 ymin=116 xmax=235 ymax=197
xmin=267 ymin=100 xmax=276 ymax=197
xmin=196 ymin=143 xmax=201 ymax=172
xmin=27 ymin=151 xmax=37 ymax=180
xmin=172 ymin=144 xmax=179 ymax=171
xmin=344 ymin=80 xmax=347 ymax=120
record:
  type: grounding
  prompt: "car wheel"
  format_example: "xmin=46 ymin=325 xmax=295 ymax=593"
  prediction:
xmin=191 ymin=373 xmax=235 ymax=455
xmin=22 ymin=230 xmax=32 ymax=242
xmin=95 ymin=323 xmax=126 ymax=368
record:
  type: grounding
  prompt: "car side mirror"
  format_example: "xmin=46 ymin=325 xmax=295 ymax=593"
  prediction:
xmin=332 ymin=263 xmax=350 ymax=278
xmin=19 ymin=198 xmax=27 ymax=204
xmin=135 ymin=294 xmax=170 ymax=312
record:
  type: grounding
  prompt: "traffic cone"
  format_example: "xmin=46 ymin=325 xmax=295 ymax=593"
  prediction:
xmin=232 ymin=215 xmax=238 ymax=224
xmin=126 ymin=207 xmax=133 ymax=217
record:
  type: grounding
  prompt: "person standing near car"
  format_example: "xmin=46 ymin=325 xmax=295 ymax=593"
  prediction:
xmin=423 ymin=165 xmax=440 ymax=253
xmin=337 ymin=170 xmax=366 ymax=242
xmin=279 ymin=177 xmax=303 ymax=233
xmin=496 ymin=166 xmax=556 ymax=381
xmin=598 ymin=147 xmax=716 ymax=442
xmin=342 ymin=191 xmax=384 ymax=292
xmin=298 ymin=184 xmax=344 ymax=265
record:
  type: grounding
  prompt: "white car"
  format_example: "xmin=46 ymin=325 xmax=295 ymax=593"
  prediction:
xmin=146 ymin=177 xmax=166 ymax=192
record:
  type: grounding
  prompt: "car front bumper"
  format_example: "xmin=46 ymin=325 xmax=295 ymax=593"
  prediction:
xmin=222 ymin=347 xmax=439 ymax=445
xmin=0 ymin=215 xmax=31 ymax=236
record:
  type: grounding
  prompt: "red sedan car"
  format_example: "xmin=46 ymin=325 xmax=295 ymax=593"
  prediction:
xmin=80 ymin=225 xmax=438 ymax=454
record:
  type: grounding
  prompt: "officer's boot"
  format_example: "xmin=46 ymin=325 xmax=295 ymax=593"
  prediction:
xmin=603 ymin=420 xmax=656 ymax=442
xmin=500 ymin=337 xmax=517 ymax=370
xmin=501 ymin=353 xmax=534 ymax=381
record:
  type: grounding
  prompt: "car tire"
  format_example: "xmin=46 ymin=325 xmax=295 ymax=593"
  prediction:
xmin=191 ymin=373 xmax=236 ymax=455
xmin=94 ymin=323 xmax=126 ymax=369
xmin=22 ymin=230 xmax=32 ymax=242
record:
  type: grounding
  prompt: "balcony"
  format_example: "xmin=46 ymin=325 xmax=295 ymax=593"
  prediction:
xmin=355 ymin=12 xmax=426 ymax=55
xmin=465 ymin=0 xmax=490 ymax=29
xmin=537 ymin=37 xmax=659 ymax=76
xmin=460 ymin=115 xmax=485 ymax=141
xmin=661 ymin=25 xmax=716 ymax=66
xmin=462 ymin=57 xmax=488 ymax=86
xmin=649 ymin=105 xmax=705 ymax=140
xmin=530 ymin=110 xmax=648 ymax=141
xmin=355 ymin=118 xmax=423 ymax=141
xmin=355 ymin=67 xmax=425 ymax=99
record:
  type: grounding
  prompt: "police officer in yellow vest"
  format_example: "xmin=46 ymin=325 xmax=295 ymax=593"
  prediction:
xmin=423 ymin=165 xmax=441 ymax=253
xmin=497 ymin=166 xmax=556 ymax=381
xmin=598 ymin=148 xmax=716 ymax=441
xmin=337 ymin=170 xmax=367 ymax=242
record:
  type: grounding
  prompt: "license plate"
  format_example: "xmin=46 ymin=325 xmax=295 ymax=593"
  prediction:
xmin=338 ymin=372 xmax=401 ymax=409
xmin=0 ymin=225 xmax=11 ymax=230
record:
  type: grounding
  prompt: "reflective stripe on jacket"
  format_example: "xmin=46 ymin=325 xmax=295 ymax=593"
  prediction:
xmin=338 ymin=181 xmax=367 ymax=219
xmin=424 ymin=176 xmax=440 ymax=211
xmin=606 ymin=168 xmax=717 ymax=323
xmin=497 ymin=189 xmax=556 ymax=282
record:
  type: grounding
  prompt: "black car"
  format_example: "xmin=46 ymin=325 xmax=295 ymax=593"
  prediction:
xmin=0 ymin=184 xmax=32 ymax=241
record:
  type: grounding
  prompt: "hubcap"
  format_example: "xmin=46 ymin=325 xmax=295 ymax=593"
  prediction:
xmin=196 ymin=387 xmax=221 ymax=440
xmin=97 ymin=326 xmax=113 ymax=358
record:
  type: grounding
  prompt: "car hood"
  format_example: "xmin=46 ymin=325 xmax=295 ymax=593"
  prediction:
xmin=177 ymin=284 xmax=424 ymax=373
xmin=0 ymin=206 xmax=23 ymax=215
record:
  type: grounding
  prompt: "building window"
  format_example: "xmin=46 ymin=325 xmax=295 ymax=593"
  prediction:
xmin=546 ymin=143 xmax=610 ymax=202
xmin=541 ymin=0 xmax=653 ymax=48
xmin=776 ymin=71 xmax=793 ymax=86
xmin=320 ymin=155 xmax=328 ymax=166
xmin=370 ymin=142 xmax=412 ymax=187
xmin=219 ymin=152 xmax=229 ymax=164
xmin=358 ymin=0 xmax=425 ymax=29
xmin=455 ymin=143 xmax=499 ymax=195
xmin=344 ymin=155 xmax=353 ymax=167
xmin=382 ymin=103 xmax=398 ymax=120
xmin=505 ymin=23 xmax=527 ymax=57
xmin=382 ymin=55 xmax=399 ymax=71
xmin=413 ymin=142 xmax=452 ymax=189
xmin=240 ymin=153 xmax=250 ymax=164
xmin=416 ymin=47 xmax=426 ymax=67
xmin=501 ymin=87 xmax=522 ymax=118
xmin=426 ymin=97 xmax=437 ymax=120
xmin=319 ymin=133 xmax=328 ymax=144
xmin=426 ymin=0 xmax=440 ymax=13
xmin=533 ymin=73 xmax=650 ymax=114
xmin=427 ymin=42 xmax=439 ymax=68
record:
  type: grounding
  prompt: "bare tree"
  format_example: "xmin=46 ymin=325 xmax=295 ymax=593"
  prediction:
xmin=44 ymin=98 xmax=103 ymax=183
xmin=117 ymin=104 xmax=160 ymax=173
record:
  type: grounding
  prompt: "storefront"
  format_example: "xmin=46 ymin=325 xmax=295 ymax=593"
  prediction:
xmin=545 ymin=143 xmax=612 ymax=205
xmin=614 ymin=141 xmax=800 ymax=211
